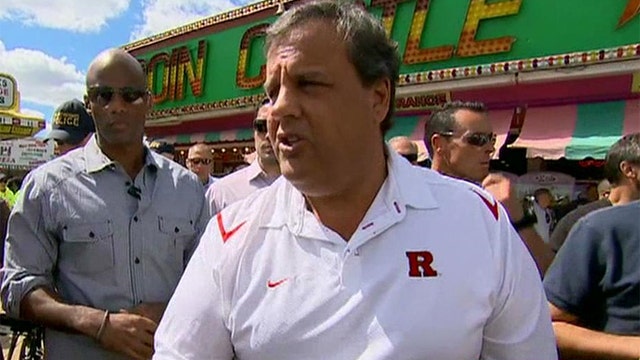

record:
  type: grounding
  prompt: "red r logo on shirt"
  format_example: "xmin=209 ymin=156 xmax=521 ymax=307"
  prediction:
xmin=406 ymin=251 xmax=438 ymax=277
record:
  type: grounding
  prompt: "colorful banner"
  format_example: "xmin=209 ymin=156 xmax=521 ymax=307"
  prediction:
xmin=125 ymin=0 xmax=640 ymax=120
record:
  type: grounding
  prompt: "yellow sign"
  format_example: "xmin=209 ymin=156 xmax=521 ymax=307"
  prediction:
xmin=0 ymin=73 xmax=18 ymax=112
xmin=0 ymin=124 xmax=38 ymax=137
xmin=632 ymin=72 xmax=640 ymax=93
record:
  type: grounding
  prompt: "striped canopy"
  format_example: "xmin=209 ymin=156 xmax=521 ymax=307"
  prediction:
xmin=151 ymin=128 xmax=254 ymax=145
xmin=511 ymin=99 xmax=639 ymax=159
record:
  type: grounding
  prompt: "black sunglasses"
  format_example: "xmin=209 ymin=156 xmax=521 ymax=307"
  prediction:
xmin=187 ymin=158 xmax=212 ymax=165
xmin=87 ymin=86 xmax=148 ymax=106
xmin=440 ymin=131 xmax=496 ymax=147
xmin=253 ymin=118 xmax=267 ymax=133
xmin=400 ymin=153 xmax=418 ymax=163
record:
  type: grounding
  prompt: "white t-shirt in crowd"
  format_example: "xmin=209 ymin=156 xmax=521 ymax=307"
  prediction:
xmin=154 ymin=151 xmax=557 ymax=360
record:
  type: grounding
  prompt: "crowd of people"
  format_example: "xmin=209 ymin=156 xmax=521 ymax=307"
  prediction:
xmin=0 ymin=1 xmax=638 ymax=359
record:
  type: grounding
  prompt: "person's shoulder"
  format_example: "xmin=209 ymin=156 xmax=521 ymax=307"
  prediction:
xmin=557 ymin=199 xmax=610 ymax=225
xmin=205 ymin=178 xmax=283 ymax=252
xmin=211 ymin=164 xmax=255 ymax=188
xmin=401 ymin=165 xmax=501 ymax=222
xmin=217 ymin=176 xmax=282 ymax=219
xmin=154 ymin=154 xmax=200 ymax=185
xmin=583 ymin=200 xmax=639 ymax=227
xmin=25 ymin=149 xmax=85 ymax=190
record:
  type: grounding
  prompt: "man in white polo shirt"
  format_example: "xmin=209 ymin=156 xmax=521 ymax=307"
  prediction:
xmin=153 ymin=1 xmax=557 ymax=359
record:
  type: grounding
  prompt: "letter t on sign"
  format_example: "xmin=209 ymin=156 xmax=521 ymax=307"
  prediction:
xmin=406 ymin=251 xmax=438 ymax=277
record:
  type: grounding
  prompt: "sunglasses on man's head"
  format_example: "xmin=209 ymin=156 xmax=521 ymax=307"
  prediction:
xmin=253 ymin=118 xmax=267 ymax=133
xmin=86 ymin=86 xmax=148 ymax=106
xmin=400 ymin=153 xmax=418 ymax=163
xmin=187 ymin=158 xmax=212 ymax=165
xmin=440 ymin=131 xmax=496 ymax=147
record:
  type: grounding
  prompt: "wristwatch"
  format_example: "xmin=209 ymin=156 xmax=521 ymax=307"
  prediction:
xmin=511 ymin=213 xmax=537 ymax=231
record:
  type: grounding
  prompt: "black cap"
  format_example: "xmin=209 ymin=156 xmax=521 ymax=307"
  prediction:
xmin=46 ymin=99 xmax=95 ymax=144
xmin=149 ymin=141 xmax=175 ymax=155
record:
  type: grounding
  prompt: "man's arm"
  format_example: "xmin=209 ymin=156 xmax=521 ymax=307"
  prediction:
xmin=549 ymin=303 xmax=640 ymax=360
xmin=482 ymin=174 xmax=555 ymax=276
xmin=2 ymin=174 xmax=158 ymax=360
xmin=480 ymin=201 xmax=558 ymax=359
xmin=516 ymin=226 xmax=555 ymax=276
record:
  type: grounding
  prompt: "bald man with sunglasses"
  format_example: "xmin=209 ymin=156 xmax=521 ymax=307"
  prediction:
xmin=1 ymin=48 xmax=209 ymax=360
xmin=426 ymin=101 xmax=554 ymax=276
xmin=186 ymin=143 xmax=217 ymax=191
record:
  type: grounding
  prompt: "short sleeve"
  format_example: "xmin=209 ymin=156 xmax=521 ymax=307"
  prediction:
xmin=544 ymin=217 xmax=603 ymax=318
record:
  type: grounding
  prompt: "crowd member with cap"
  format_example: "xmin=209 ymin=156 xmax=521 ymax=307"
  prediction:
xmin=154 ymin=2 xmax=556 ymax=359
xmin=205 ymin=99 xmax=280 ymax=215
xmin=186 ymin=143 xmax=217 ymax=191
xmin=425 ymin=101 xmax=554 ymax=275
xmin=1 ymin=48 xmax=209 ymax=360
xmin=149 ymin=141 xmax=175 ymax=161
xmin=388 ymin=136 xmax=418 ymax=165
xmin=45 ymin=98 xmax=95 ymax=156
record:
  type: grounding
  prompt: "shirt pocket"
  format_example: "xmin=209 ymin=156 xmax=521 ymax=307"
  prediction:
xmin=157 ymin=216 xmax=197 ymax=270
xmin=60 ymin=220 xmax=114 ymax=274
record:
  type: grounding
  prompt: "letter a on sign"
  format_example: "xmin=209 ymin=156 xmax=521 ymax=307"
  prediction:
xmin=406 ymin=251 xmax=438 ymax=277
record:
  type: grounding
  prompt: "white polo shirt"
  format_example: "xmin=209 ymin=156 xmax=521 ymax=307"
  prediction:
xmin=154 ymin=152 xmax=557 ymax=360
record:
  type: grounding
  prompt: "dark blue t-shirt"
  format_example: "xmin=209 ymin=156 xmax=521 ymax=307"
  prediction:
xmin=544 ymin=201 xmax=640 ymax=335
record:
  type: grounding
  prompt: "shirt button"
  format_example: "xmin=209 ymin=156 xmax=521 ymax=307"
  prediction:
xmin=89 ymin=232 xmax=95 ymax=238
xmin=133 ymin=216 xmax=139 ymax=222
xmin=174 ymin=227 xmax=179 ymax=233
xmin=125 ymin=181 xmax=131 ymax=186
xmin=134 ymin=257 xmax=140 ymax=264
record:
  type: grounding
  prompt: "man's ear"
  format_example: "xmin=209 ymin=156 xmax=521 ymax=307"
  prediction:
xmin=620 ymin=161 xmax=638 ymax=180
xmin=431 ymin=134 xmax=447 ymax=156
xmin=370 ymin=77 xmax=392 ymax=127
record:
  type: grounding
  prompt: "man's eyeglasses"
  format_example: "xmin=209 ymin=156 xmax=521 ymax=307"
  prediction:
xmin=87 ymin=86 xmax=148 ymax=106
xmin=187 ymin=158 xmax=212 ymax=165
xmin=400 ymin=153 xmax=418 ymax=163
xmin=440 ymin=131 xmax=496 ymax=147
xmin=253 ymin=118 xmax=267 ymax=133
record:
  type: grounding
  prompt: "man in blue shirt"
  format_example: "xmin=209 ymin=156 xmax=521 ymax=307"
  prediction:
xmin=544 ymin=133 xmax=640 ymax=359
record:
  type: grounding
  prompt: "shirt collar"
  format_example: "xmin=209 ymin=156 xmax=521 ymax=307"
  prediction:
xmin=83 ymin=135 xmax=159 ymax=174
xmin=266 ymin=145 xmax=440 ymax=232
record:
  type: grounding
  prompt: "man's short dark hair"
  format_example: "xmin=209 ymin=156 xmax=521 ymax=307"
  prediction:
xmin=604 ymin=133 xmax=640 ymax=185
xmin=265 ymin=0 xmax=400 ymax=135
xmin=423 ymin=101 xmax=487 ymax=157
xmin=533 ymin=188 xmax=552 ymax=201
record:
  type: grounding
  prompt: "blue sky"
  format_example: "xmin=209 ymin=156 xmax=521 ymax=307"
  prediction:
xmin=0 ymin=0 xmax=251 ymax=131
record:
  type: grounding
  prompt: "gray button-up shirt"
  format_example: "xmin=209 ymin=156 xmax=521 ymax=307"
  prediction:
xmin=1 ymin=136 xmax=209 ymax=360
xmin=205 ymin=160 xmax=278 ymax=215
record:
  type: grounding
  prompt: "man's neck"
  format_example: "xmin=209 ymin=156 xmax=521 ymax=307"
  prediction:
xmin=305 ymin=149 xmax=387 ymax=242
xmin=431 ymin=159 xmax=480 ymax=185
xmin=98 ymin=138 xmax=145 ymax=179
xmin=257 ymin=157 xmax=280 ymax=178
xmin=608 ymin=185 xmax=640 ymax=206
